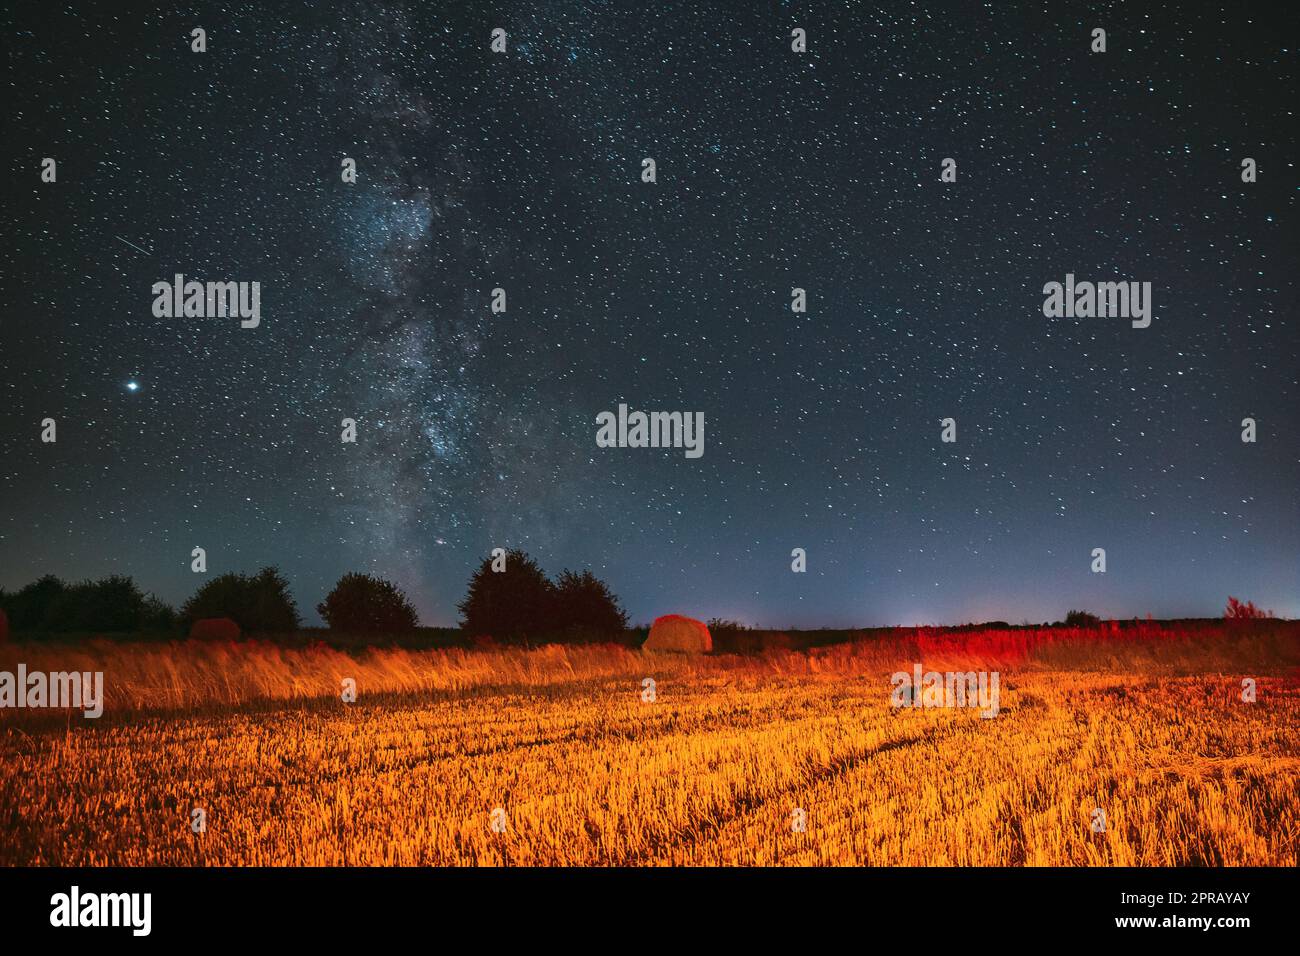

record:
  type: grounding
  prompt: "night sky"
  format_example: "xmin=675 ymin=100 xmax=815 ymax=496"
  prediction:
xmin=2 ymin=2 xmax=1296 ymax=627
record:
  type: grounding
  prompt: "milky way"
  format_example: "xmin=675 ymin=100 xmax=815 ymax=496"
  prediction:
xmin=2 ymin=3 xmax=1296 ymax=626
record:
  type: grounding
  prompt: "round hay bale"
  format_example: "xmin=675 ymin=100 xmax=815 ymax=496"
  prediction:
xmin=644 ymin=614 xmax=712 ymax=653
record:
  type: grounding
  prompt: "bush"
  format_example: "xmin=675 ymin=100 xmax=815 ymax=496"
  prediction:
xmin=317 ymin=573 xmax=419 ymax=633
xmin=551 ymin=569 xmax=629 ymax=639
xmin=1064 ymin=609 xmax=1101 ymax=628
xmin=1225 ymin=596 xmax=1272 ymax=620
xmin=457 ymin=550 xmax=556 ymax=644
xmin=182 ymin=566 xmax=301 ymax=634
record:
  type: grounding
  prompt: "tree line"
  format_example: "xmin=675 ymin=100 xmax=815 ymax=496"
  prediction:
xmin=0 ymin=549 xmax=629 ymax=643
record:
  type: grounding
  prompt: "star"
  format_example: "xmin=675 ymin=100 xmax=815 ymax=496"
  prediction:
xmin=1 ymin=3 xmax=1292 ymax=626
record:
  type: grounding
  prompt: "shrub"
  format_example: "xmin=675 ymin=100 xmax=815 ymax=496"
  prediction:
xmin=182 ymin=566 xmax=301 ymax=634
xmin=1225 ymin=596 xmax=1272 ymax=620
xmin=317 ymin=573 xmax=419 ymax=633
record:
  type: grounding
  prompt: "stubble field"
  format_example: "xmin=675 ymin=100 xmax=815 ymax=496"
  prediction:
xmin=1 ymin=623 xmax=1297 ymax=866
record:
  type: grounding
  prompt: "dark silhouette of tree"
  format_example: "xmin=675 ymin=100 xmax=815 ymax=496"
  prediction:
xmin=0 ymin=574 xmax=172 ymax=634
xmin=2 ymin=574 xmax=66 ymax=630
xmin=317 ymin=572 xmax=419 ymax=633
xmin=1064 ymin=609 xmax=1101 ymax=628
xmin=457 ymin=550 xmax=555 ymax=644
xmin=140 ymin=594 xmax=178 ymax=632
xmin=48 ymin=575 xmax=147 ymax=631
xmin=182 ymin=566 xmax=301 ymax=633
xmin=552 ymin=569 xmax=629 ymax=639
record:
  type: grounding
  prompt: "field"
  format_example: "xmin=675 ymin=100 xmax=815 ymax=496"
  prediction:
xmin=1 ymin=622 xmax=1297 ymax=866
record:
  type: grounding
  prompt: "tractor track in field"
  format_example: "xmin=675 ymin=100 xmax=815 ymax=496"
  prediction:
xmin=624 ymin=718 xmax=965 ymax=864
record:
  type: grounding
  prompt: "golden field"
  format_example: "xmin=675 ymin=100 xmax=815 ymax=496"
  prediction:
xmin=1 ymin=623 xmax=1297 ymax=866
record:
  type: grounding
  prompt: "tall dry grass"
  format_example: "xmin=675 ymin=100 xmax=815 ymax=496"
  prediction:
xmin=4 ymin=622 xmax=1291 ymax=718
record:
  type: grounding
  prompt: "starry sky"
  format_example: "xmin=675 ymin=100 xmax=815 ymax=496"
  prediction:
xmin=2 ymin=2 xmax=1296 ymax=627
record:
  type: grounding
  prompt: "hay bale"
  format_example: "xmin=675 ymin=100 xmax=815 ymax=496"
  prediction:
xmin=189 ymin=617 xmax=241 ymax=641
xmin=644 ymin=614 xmax=712 ymax=653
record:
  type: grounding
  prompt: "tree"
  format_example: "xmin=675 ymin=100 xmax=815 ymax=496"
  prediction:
xmin=57 ymin=576 xmax=146 ymax=631
xmin=0 ymin=574 xmax=170 ymax=634
xmin=182 ymin=566 xmax=301 ymax=633
xmin=1064 ymin=609 xmax=1101 ymax=628
xmin=457 ymin=550 xmax=555 ymax=643
xmin=140 ymin=594 xmax=178 ymax=632
xmin=1225 ymin=596 xmax=1272 ymax=620
xmin=3 ymin=574 xmax=66 ymax=630
xmin=247 ymin=567 xmax=301 ymax=632
xmin=552 ymin=569 xmax=629 ymax=639
xmin=318 ymin=573 xmax=419 ymax=633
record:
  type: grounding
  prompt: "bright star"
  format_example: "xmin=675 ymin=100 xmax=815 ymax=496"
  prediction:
xmin=125 ymin=381 xmax=140 ymax=392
